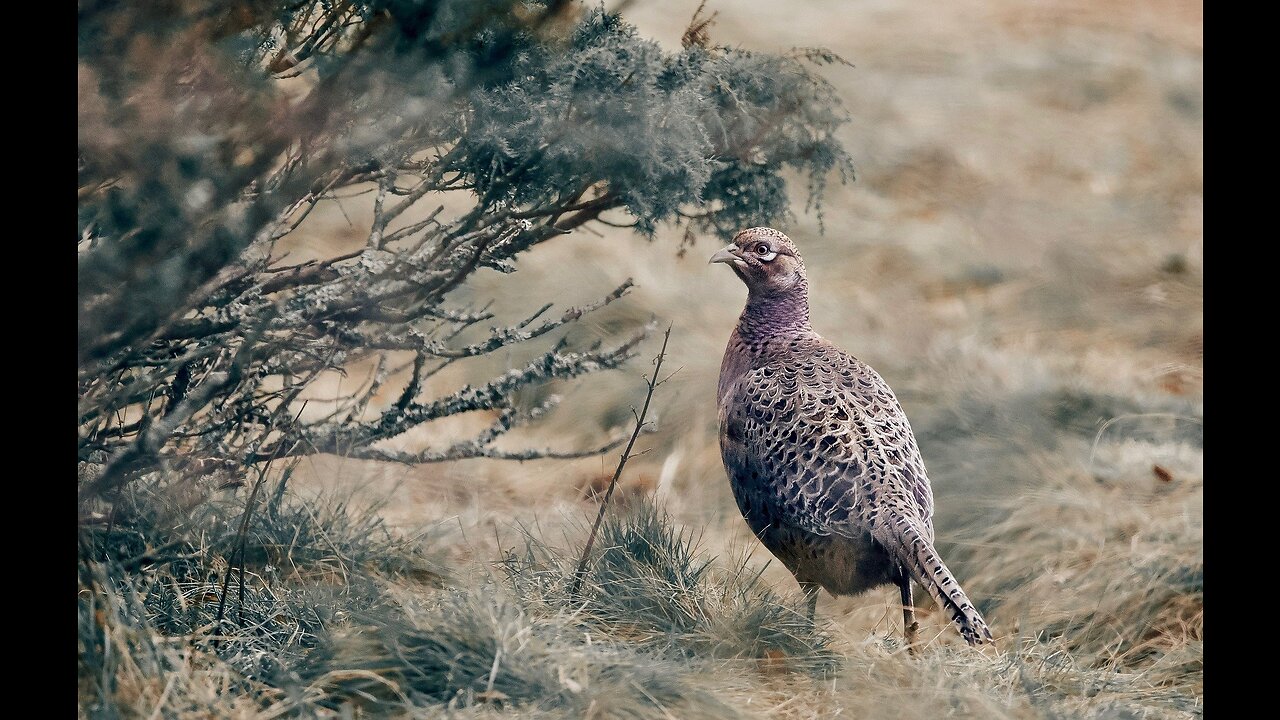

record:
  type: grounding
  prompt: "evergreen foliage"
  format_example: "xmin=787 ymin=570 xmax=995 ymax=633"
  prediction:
xmin=78 ymin=0 xmax=852 ymax=500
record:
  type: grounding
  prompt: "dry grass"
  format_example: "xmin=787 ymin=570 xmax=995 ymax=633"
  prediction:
xmin=79 ymin=443 xmax=1201 ymax=717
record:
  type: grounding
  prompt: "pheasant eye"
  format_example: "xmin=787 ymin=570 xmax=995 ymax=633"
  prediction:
xmin=754 ymin=243 xmax=777 ymax=261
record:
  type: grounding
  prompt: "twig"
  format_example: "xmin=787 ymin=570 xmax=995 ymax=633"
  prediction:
xmin=118 ymin=540 xmax=191 ymax=571
xmin=212 ymin=459 xmax=267 ymax=650
xmin=368 ymin=174 xmax=392 ymax=249
xmin=212 ymin=447 xmax=296 ymax=648
xmin=568 ymin=324 xmax=671 ymax=596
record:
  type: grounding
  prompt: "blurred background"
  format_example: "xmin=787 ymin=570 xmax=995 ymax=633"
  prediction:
xmin=287 ymin=0 xmax=1201 ymax=630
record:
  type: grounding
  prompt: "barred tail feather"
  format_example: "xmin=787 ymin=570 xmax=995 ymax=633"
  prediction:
xmin=881 ymin=514 xmax=993 ymax=645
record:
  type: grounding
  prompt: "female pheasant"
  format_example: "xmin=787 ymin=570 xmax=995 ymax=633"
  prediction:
xmin=711 ymin=227 xmax=992 ymax=647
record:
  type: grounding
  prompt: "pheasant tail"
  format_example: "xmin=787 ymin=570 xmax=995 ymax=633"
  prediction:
xmin=879 ymin=513 xmax=993 ymax=646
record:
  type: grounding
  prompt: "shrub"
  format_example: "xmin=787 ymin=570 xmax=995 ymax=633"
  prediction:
xmin=77 ymin=0 xmax=853 ymax=507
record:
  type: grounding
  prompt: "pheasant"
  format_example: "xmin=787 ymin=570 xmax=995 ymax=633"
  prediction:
xmin=711 ymin=227 xmax=992 ymax=647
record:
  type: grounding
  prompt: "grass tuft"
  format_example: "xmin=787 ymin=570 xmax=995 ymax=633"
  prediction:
xmin=77 ymin=471 xmax=440 ymax=716
xmin=299 ymin=588 xmax=740 ymax=718
xmin=503 ymin=500 xmax=840 ymax=674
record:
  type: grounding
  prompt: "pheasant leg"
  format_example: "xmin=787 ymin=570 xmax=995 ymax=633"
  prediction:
xmin=898 ymin=567 xmax=919 ymax=654
xmin=801 ymin=581 xmax=820 ymax=624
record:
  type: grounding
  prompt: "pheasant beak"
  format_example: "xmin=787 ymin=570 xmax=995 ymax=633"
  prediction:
xmin=709 ymin=245 xmax=745 ymax=268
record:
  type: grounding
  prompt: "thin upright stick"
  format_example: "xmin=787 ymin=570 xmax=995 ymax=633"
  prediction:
xmin=568 ymin=325 xmax=672 ymax=596
xmin=212 ymin=455 xmax=277 ymax=650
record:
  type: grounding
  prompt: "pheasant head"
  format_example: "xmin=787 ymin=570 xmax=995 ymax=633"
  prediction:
xmin=710 ymin=227 xmax=811 ymax=342
xmin=709 ymin=227 xmax=807 ymax=298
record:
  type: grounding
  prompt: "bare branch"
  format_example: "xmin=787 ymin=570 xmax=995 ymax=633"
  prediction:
xmin=340 ymin=281 xmax=634 ymax=359
xmin=259 ymin=332 xmax=645 ymax=461
xmin=340 ymin=436 xmax=628 ymax=465
xmin=569 ymin=324 xmax=671 ymax=596
xmin=367 ymin=174 xmax=392 ymax=249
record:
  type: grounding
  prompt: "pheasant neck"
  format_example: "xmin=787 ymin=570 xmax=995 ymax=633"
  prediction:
xmin=737 ymin=282 xmax=812 ymax=348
